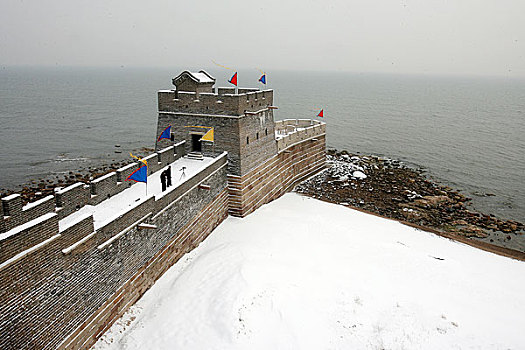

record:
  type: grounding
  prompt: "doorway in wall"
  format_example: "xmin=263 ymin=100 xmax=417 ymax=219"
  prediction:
xmin=191 ymin=134 xmax=202 ymax=152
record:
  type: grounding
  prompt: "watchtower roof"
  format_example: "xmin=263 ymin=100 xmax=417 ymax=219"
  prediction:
xmin=172 ymin=70 xmax=215 ymax=86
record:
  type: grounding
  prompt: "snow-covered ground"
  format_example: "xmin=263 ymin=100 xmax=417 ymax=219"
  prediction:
xmin=93 ymin=193 xmax=525 ymax=350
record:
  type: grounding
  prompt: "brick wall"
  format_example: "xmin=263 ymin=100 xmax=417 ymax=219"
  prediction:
xmin=155 ymin=89 xmax=276 ymax=177
xmin=0 ymin=213 xmax=59 ymax=264
xmin=238 ymin=109 xmax=278 ymax=176
xmin=55 ymin=183 xmax=91 ymax=219
xmin=89 ymin=172 xmax=120 ymax=205
xmin=157 ymin=89 xmax=273 ymax=117
xmin=156 ymin=112 xmax=242 ymax=174
xmin=1 ymin=194 xmax=56 ymax=232
xmin=228 ymin=134 xmax=327 ymax=217
xmin=59 ymin=189 xmax=229 ymax=350
xmin=0 ymin=154 xmax=229 ymax=350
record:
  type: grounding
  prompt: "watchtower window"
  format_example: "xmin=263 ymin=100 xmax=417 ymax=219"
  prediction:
xmin=256 ymin=132 xmax=259 ymax=140
xmin=246 ymin=136 xmax=249 ymax=145
xmin=265 ymin=128 xmax=268 ymax=136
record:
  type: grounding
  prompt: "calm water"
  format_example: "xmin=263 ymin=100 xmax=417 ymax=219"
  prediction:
xmin=0 ymin=67 xmax=524 ymax=222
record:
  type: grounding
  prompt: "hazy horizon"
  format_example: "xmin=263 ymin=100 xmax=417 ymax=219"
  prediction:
xmin=1 ymin=0 xmax=524 ymax=78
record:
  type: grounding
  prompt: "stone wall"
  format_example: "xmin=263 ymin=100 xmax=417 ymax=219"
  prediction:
xmin=156 ymin=112 xmax=241 ymax=174
xmin=55 ymin=183 xmax=91 ymax=219
xmin=155 ymin=88 xmax=276 ymax=177
xmin=238 ymin=109 xmax=278 ymax=176
xmin=228 ymin=133 xmax=327 ymax=217
xmin=0 ymin=152 xmax=228 ymax=350
xmin=275 ymin=119 xmax=327 ymax=152
xmin=1 ymin=194 xmax=55 ymax=232
xmin=157 ymin=89 xmax=273 ymax=117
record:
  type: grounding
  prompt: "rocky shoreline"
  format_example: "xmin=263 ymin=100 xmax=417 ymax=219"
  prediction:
xmin=295 ymin=150 xmax=525 ymax=253
xmin=0 ymin=147 xmax=155 ymax=205
xmin=2 ymin=147 xmax=524 ymax=254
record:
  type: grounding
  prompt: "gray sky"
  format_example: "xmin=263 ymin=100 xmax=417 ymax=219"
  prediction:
xmin=1 ymin=0 xmax=524 ymax=77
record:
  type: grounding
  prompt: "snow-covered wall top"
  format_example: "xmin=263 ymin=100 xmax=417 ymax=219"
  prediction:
xmin=275 ymin=119 xmax=326 ymax=152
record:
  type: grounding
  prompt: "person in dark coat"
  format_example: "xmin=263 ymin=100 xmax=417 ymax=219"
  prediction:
xmin=160 ymin=170 xmax=166 ymax=191
xmin=166 ymin=166 xmax=172 ymax=187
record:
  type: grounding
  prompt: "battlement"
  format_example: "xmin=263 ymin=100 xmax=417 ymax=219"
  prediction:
xmin=275 ymin=119 xmax=327 ymax=152
xmin=0 ymin=145 xmax=223 ymax=270
xmin=158 ymin=88 xmax=274 ymax=116
xmin=0 ymin=143 xmax=187 ymax=234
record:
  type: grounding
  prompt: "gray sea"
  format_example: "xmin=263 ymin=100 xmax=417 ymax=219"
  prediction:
xmin=0 ymin=67 xmax=524 ymax=223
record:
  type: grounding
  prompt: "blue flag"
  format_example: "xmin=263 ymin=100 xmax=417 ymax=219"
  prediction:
xmin=157 ymin=125 xmax=171 ymax=141
xmin=259 ymin=74 xmax=266 ymax=85
xmin=126 ymin=165 xmax=148 ymax=183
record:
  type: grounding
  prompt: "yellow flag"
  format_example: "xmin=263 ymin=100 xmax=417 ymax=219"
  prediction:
xmin=201 ymin=128 xmax=214 ymax=142
xmin=130 ymin=152 xmax=147 ymax=166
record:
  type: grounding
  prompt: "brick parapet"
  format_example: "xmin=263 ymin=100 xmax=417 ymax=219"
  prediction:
xmin=158 ymin=89 xmax=273 ymax=117
xmin=0 ymin=151 xmax=229 ymax=350
xmin=55 ymin=183 xmax=91 ymax=219
xmin=228 ymin=134 xmax=326 ymax=217
xmin=1 ymin=194 xmax=23 ymax=231
xmin=116 ymin=163 xmax=139 ymax=183
xmin=275 ymin=119 xmax=326 ymax=152
xmin=59 ymin=189 xmax=229 ymax=350
xmin=0 ymin=213 xmax=59 ymax=265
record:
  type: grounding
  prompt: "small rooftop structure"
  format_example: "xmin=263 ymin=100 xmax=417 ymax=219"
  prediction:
xmin=172 ymin=70 xmax=216 ymax=93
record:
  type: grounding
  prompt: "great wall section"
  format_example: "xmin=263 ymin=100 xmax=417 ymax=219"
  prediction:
xmin=0 ymin=71 xmax=326 ymax=349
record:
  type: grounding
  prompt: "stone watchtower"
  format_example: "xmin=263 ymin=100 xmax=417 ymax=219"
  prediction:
xmin=155 ymin=70 xmax=277 ymax=177
xmin=155 ymin=70 xmax=326 ymax=217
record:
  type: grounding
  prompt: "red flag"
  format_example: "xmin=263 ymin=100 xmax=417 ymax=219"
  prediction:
xmin=229 ymin=72 xmax=238 ymax=86
xmin=317 ymin=109 xmax=324 ymax=117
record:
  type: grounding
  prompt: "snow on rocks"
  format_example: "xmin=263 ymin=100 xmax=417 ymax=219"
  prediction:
xmin=352 ymin=170 xmax=367 ymax=179
xmin=295 ymin=150 xmax=525 ymax=252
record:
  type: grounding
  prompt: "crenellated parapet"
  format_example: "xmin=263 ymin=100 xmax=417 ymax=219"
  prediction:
xmin=158 ymin=88 xmax=274 ymax=117
xmin=0 ymin=143 xmax=187 ymax=235
xmin=275 ymin=119 xmax=327 ymax=152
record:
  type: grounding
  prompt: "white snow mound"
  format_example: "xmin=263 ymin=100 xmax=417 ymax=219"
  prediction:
xmin=352 ymin=170 xmax=367 ymax=179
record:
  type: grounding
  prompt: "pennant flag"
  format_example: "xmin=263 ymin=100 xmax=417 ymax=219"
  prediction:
xmin=317 ymin=109 xmax=324 ymax=118
xmin=228 ymin=72 xmax=238 ymax=86
xmin=200 ymin=127 xmax=214 ymax=142
xmin=130 ymin=152 xmax=147 ymax=166
xmin=126 ymin=164 xmax=148 ymax=183
xmin=259 ymin=74 xmax=266 ymax=85
xmin=157 ymin=125 xmax=172 ymax=141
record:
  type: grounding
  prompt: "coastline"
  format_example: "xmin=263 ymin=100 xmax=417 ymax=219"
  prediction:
xmin=295 ymin=150 xmax=525 ymax=256
xmin=2 ymin=147 xmax=523 ymax=257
